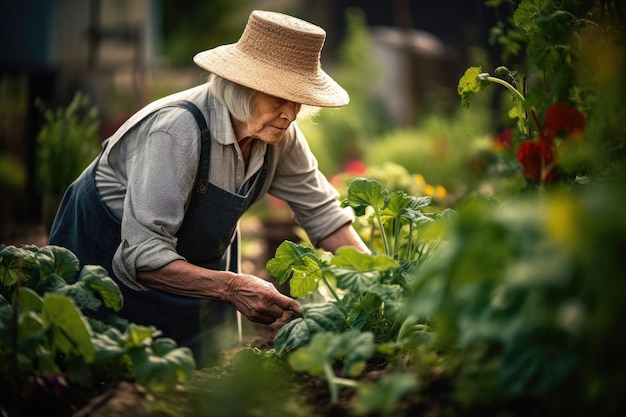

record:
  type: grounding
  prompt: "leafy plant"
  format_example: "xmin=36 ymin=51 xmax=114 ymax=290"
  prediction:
xmin=458 ymin=0 xmax=625 ymax=188
xmin=406 ymin=185 xmax=626 ymax=416
xmin=35 ymin=92 xmax=101 ymax=195
xmin=287 ymin=330 xmax=376 ymax=402
xmin=266 ymin=178 xmax=453 ymax=404
xmin=0 ymin=244 xmax=195 ymax=414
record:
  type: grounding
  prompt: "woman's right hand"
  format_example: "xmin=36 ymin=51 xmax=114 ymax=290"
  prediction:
xmin=227 ymin=273 xmax=302 ymax=328
xmin=137 ymin=260 xmax=302 ymax=330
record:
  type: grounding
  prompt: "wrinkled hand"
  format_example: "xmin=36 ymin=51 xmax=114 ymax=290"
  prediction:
xmin=228 ymin=274 xmax=302 ymax=330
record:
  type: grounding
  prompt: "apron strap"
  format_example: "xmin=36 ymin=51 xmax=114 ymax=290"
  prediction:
xmin=171 ymin=100 xmax=211 ymax=194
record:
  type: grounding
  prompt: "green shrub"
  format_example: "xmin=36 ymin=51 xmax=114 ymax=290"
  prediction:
xmin=35 ymin=92 xmax=101 ymax=195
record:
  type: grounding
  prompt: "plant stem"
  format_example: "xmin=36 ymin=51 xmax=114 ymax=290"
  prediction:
xmin=396 ymin=315 xmax=417 ymax=344
xmin=375 ymin=209 xmax=390 ymax=255
xmin=393 ymin=217 xmax=401 ymax=259
xmin=407 ymin=223 xmax=414 ymax=260
xmin=324 ymin=362 xmax=358 ymax=403
xmin=322 ymin=272 xmax=343 ymax=306
xmin=483 ymin=75 xmax=526 ymax=104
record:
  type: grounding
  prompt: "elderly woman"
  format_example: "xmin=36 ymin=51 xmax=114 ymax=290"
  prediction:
xmin=49 ymin=10 xmax=368 ymax=364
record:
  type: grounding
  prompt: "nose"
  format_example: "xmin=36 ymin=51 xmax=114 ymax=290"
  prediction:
xmin=280 ymin=101 xmax=301 ymax=122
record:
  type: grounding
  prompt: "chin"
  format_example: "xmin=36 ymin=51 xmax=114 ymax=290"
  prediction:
xmin=261 ymin=133 xmax=286 ymax=145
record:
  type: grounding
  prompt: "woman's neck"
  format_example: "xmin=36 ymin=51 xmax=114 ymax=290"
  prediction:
xmin=231 ymin=115 xmax=249 ymax=141
xmin=231 ymin=115 xmax=253 ymax=167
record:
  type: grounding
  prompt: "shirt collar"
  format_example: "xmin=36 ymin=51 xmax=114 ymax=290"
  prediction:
xmin=208 ymin=93 xmax=238 ymax=146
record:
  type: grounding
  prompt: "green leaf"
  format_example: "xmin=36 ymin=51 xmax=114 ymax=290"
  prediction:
xmin=287 ymin=330 xmax=375 ymax=378
xmin=332 ymin=247 xmax=399 ymax=272
xmin=513 ymin=0 xmax=549 ymax=33
xmin=367 ymin=284 xmax=405 ymax=319
xmin=381 ymin=191 xmax=410 ymax=220
xmin=289 ymin=255 xmax=323 ymax=298
xmin=274 ymin=302 xmax=345 ymax=353
xmin=355 ymin=373 xmax=419 ymax=416
xmin=266 ymin=241 xmax=323 ymax=298
xmin=332 ymin=269 xmax=381 ymax=294
xmin=35 ymin=245 xmax=80 ymax=281
xmin=18 ymin=311 xmax=47 ymax=347
xmin=287 ymin=332 xmax=331 ymax=377
xmin=330 ymin=247 xmax=399 ymax=293
xmin=92 ymin=328 xmax=127 ymax=360
xmin=42 ymin=293 xmax=95 ymax=362
xmin=18 ymin=287 xmax=43 ymax=312
xmin=458 ymin=66 xmax=490 ymax=108
xmin=341 ymin=331 xmax=376 ymax=377
xmin=130 ymin=338 xmax=195 ymax=391
xmin=150 ymin=338 xmax=195 ymax=382
xmin=382 ymin=192 xmax=431 ymax=222
xmin=130 ymin=349 xmax=178 ymax=392
xmin=341 ymin=177 xmax=389 ymax=216
xmin=508 ymin=104 xmax=528 ymax=133
xmin=79 ymin=265 xmax=123 ymax=311
xmin=0 ymin=244 xmax=38 ymax=285
xmin=127 ymin=323 xmax=160 ymax=347
xmin=0 ymin=265 xmax=20 ymax=286
xmin=0 ymin=244 xmax=37 ymax=267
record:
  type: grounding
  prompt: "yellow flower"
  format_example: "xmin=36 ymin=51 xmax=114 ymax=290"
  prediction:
xmin=434 ymin=185 xmax=447 ymax=199
xmin=544 ymin=194 xmax=582 ymax=252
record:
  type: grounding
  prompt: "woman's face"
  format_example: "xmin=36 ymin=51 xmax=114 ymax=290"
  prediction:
xmin=243 ymin=92 xmax=301 ymax=144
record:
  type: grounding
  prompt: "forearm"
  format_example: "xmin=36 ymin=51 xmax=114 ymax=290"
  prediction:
xmin=317 ymin=223 xmax=370 ymax=254
xmin=136 ymin=259 xmax=302 ymax=325
xmin=136 ymin=259 xmax=235 ymax=301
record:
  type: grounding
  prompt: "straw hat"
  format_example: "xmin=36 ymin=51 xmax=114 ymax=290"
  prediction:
xmin=193 ymin=10 xmax=349 ymax=108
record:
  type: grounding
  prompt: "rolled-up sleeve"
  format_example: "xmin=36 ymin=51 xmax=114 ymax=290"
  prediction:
xmin=268 ymin=124 xmax=354 ymax=246
xmin=112 ymin=109 xmax=200 ymax=290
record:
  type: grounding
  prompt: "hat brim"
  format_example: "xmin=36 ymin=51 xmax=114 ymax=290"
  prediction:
xmin=193 ymin=45 xmax=349 ymax=108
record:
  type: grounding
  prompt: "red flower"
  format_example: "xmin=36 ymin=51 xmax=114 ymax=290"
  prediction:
xmin=343 ymin=159 xmax=368 ymax=175
xmin=543 ymin=103 xmax=586 ymax=139
xmin=494 ymin=128 xmax=513 ymax=150
xmin=517 ymin=140 xmax=557 ymax=183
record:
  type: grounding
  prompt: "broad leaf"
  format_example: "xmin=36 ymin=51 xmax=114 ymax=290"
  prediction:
xmin=513 ymin=0 xmax=549 ymax=33
xmin=35 ymin=245 xmax=80 ymax=281
xmin=130 ymin=337 xmax=195 ymax=391
xmin=42 ymin=293 xmax=95 ymax=362
xmin=18 ymin=287 xmax=43 ymax=312
xmin=92 ymin=328 xmax=127 ymax=360
xmin=458 ymin=66 xmax=490 ymax=108
xmin=367 ymin=284 xmax=405 ymax=320
xmin=18 ymin=311 xmax=47 ymax=348
xmin=0 ymin=244 xmax=38 ymax=285
xmin=274 ymin=302 xmax=345 ymax=353
xmin=381 ymin=191 xmax=412 ymax=221
xmin=287 ymin=332 xmax=332 ymax=377
xmin=355 ymin=373 xmax=419 ymax=416
xmin=332 ymin=269 xmax=380 ymax=294
xmin=79 ymin=265 xmax=123 ymax=311
xmin=330 ymin=247 xmax=399 ymax=293
xmin=127 ymin=323 xmax=160 ymax=347
xmin=341 ymin=331 xmax=376 ymax=377
xmin=341 ymin=177 xmax=389 ymax=216
xmin=399 ymin=207 xmax=432 ymax=226
xmin=287 ymin=330 xmax=375 ymax=378
xmin=332 ymin=247 xmax=399 ymax=272
xmin=0 ymin=265 xmax=20 ymax=286
xmin=266 ymin=241 xmax=322 ymax=298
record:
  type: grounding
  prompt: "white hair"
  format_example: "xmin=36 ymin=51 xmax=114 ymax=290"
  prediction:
xmin=207 ymin=74 xmax=320 ymax=122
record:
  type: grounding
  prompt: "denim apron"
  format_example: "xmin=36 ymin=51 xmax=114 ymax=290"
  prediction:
xmin=49 ymin=101 xmax=268 ymax=364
